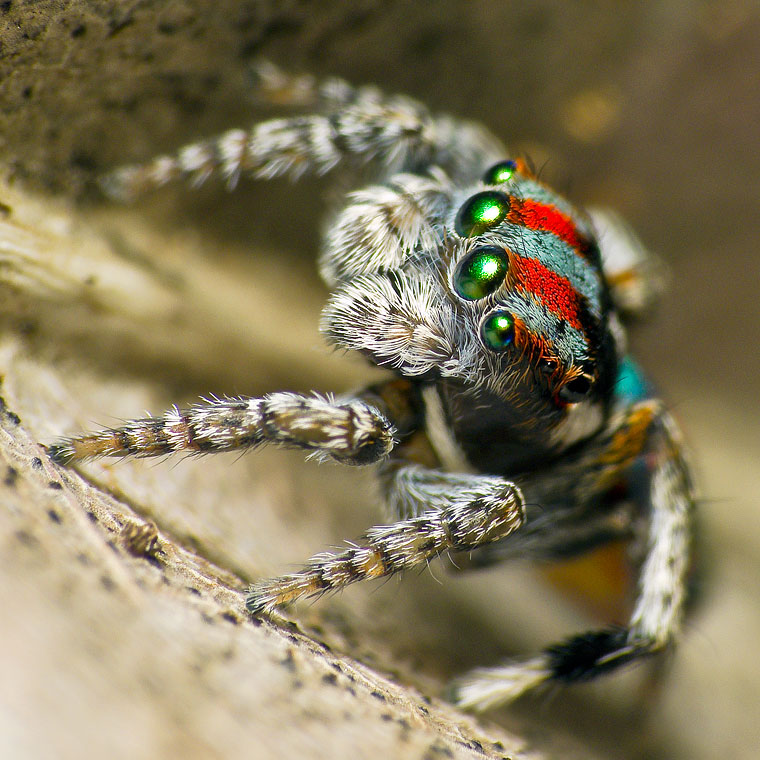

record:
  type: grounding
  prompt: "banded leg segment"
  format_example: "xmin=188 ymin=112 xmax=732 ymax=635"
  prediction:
xmin=48 ymin=393 xmax=394 ymax=466
xmin=452 ymin=402 xmax=695 ymax=709
xmin=247 ymin=477 xmax=524 ymax=614
xmin=101 ymin=67 xmax=504 ymax=201
xmin=380 ymin=464 xmax=523 ymax=520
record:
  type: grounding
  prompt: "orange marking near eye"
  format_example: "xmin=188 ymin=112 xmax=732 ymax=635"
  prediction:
xmin=512 ymin=158 xmax=535 ymax=178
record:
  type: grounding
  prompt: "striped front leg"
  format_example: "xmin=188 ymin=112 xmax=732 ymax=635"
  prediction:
xmin=247 ymin=479 xmax=524 ymax=614
xmin=48 ymin=393 xmax=395 ymax=466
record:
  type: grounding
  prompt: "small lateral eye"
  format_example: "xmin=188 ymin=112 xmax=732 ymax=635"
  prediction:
xmin=455 ymin=191 xmax=510 ymax=237
xmin=558 ymin=374 xmax=594 ymax=403
xmin=538 ymin=357 xmax=559 ymax=374
xmin=453 ymin=246 xmax=509 ymax=300
xmin=481 ymin=310 xmax=515 ymax=351
xmin=483 ymin=160 xmax=518 ymax=185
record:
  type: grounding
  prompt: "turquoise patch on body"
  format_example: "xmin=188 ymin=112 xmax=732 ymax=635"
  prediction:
xmin=615 ymin=355 xmax=651 ymax=402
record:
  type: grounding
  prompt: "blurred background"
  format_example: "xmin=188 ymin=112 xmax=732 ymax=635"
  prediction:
xmin=1 ymin=2 xmax=758 ymax=758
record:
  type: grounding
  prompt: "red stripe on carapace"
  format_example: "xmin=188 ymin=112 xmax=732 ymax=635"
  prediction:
xmin=508 ymin=198 xmax=591 ymax=258
xmin=513 ymin=255 xmax=584 ymax=329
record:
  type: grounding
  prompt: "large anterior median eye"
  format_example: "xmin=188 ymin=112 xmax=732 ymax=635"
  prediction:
xmin=480 ymin=310 xmax=515 ymax=351
xmin=455 ymin=191 xmax=510 ymax=237
xmin=453 ymin=246 xmax=509 ymax=300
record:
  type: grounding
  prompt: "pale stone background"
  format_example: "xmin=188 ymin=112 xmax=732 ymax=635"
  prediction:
xmin=1 ymin=2 xmax=759 ymax=758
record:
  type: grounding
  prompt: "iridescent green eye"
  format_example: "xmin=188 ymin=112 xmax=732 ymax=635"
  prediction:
xmin=483 ymin=160 xmax=518 ymax=185
xmin=453 ymin=246 xmax=508 ymax=300
xmin=455 ymin=191 xmax=510 ymax=237
xmin=481 ymin=310 xmax=515 ymax=351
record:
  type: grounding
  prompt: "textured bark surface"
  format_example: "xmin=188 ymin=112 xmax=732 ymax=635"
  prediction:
xmin=0 ymin=183 xmax=544 ymax=760
xmin=1 ymin=2 xmax=759 ymax=759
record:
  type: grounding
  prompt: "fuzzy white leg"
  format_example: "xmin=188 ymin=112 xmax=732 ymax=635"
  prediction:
xmin=452 ymin=657 xmax=552 ymax=711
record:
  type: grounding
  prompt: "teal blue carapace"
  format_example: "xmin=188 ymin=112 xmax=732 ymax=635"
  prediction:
xmin=453 ymin=246 xmax=509 ymax=300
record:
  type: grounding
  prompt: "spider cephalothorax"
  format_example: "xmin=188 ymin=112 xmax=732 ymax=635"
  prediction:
xmin=322 ymin=155 xmax=621 ymax=472
xmin=49 ymin=63 xmax=693 ymax=709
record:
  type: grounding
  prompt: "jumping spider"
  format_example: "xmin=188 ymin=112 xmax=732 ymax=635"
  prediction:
xmin=49 ymin=63 xmax=694 ymax=709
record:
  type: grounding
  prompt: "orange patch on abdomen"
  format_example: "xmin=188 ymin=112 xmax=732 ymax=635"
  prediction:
xmin=539 ymin=539 xmax=634 ymax=622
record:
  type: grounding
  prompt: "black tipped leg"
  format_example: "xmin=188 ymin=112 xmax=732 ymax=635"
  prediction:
xmin=545 ymin=627 xmax=653 ymax=683
xmin=46 ymin=442 xmax=75 ymax=466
